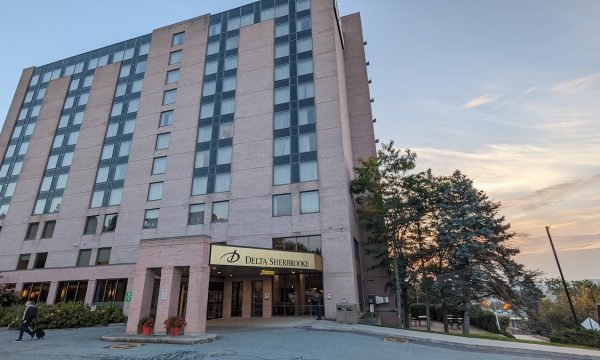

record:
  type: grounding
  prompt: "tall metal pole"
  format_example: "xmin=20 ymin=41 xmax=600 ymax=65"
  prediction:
xmin=545 ymin=226 xmax=579 ymax=326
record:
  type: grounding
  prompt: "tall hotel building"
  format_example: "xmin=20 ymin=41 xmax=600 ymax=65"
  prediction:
xmin=0 ymin=0 xmax=381 ymax=334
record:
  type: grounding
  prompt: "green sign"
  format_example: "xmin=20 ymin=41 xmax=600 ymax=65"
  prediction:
xmin=125 ymin=291 xmax=132 ymax=302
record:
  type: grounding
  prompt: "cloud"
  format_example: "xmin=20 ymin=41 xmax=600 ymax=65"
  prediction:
xmin=463 ymin=95 xmax=499 ymax=109
xmin=550 ymin=73 xmax=600 ymax=94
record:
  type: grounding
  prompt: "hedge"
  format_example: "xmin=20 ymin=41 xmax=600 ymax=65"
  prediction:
xmin=408 ymin=303 xmax=438 ymax=320
xmin=470 ymin=309 xmax=510 ymax=335
xmin=549 ymin=328 xmax=600 ymax=348
xmin=0 ymin=302 xmax=125 ymax=329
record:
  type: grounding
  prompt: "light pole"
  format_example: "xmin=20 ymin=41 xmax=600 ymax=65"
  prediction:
xmin=545 ymin=226 xmax=579 ymax=326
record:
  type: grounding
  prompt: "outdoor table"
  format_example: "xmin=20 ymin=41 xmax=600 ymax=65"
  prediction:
xmin=417 ymin=316 xmax=433 ymax=327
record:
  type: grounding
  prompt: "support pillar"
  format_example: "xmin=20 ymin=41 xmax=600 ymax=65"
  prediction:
xmin=222 ymin=278 xmax=232 ymax=319
xmin=46 ymin=281 xmax=59 ymax=305
xmin=126 ymin=268 xmax=156 ymax=334
xmin=84 ymin=279 xmax=96 ymax=306
xmin=185 ymin=265 xmax=210 ymax=334
xmin=242 ymin=279 xmax=252 ymax=318
xmin=154 ymin=266 xmax=182 ymax=335
xmin=263 ymin=276 xmax=272 ymax=318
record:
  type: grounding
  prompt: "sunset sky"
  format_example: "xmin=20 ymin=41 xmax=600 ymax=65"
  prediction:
xmin=1 ymin=1 xmax=598 ymax=279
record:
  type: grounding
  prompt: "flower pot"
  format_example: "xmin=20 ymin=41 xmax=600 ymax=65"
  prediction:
xmin=142 ymin=325 xmax=153 ymax=336
xmin=170 ymin=326 xmax=181 ymax=336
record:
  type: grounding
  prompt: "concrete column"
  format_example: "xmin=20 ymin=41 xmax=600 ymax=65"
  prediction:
xmin=84 ymin=279 xmax=96 ymax=305
xmin=154 ymin=266 xmax=182 ymax=335
xmin=298 ymin=275 xmax=305 ymax=316
xmin=126 ymin=268 xmax=156 ymax=334
xmin=15 ymin=283 xmax=23 ymax=300
xmin=242 ymin=279 xmax=252 ymax=318
xmin=122 ymin=277 xmax=134 ymax=316
xmin=185 ymin=265 xmax=210 ymax=334
xmin=263 ymin=277 xmax=272 ymax=318
xmin=46 ymin=281 xmax=59 ymax=305
xmin=222 ymin=278 xmax=232 ymax=319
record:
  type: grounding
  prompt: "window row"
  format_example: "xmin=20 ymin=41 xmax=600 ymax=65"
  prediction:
xmin=274 ymin=161 xmax=318 ymax=185
xmin=17 ymin=278 xmax=128 ymax=304
xmin=274 ymin=132 xmax=317 ymax=156
xmin=29 ymin=41 xmax=150 ymax=87
xmin=76 ymin=247 xmax=111 ymax=267
xmin=24 ymin=221 xmax=56 ymax=240
xmin=272 ymin=190 xmax=320 ymax=216
xmin=274 ymin=81 xmax=314 ymax=104
xmin=16 ymin=252 xmax=47 ymax=270
xmin=273 ymin=234 xmax=321 ymax=255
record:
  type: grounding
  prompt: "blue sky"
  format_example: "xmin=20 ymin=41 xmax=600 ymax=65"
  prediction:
xmin=1 ymin=1 xmax=599 ymax=279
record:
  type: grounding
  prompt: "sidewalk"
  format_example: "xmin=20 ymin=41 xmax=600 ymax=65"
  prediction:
xmin=306 ymin=320 xmax=600 ymax=360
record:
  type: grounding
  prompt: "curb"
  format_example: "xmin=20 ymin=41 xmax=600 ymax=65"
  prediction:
xmin=304 ymin=325 xmax=600 ymax=360
xmin=100 ymin=333 xmax=218 ymax=345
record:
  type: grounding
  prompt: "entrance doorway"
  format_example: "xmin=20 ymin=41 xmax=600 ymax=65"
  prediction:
xmin=252 ymin=280 xmax=263 ymax=317
xmin=207 ymin=282 xmax=223 ymax=319
xmin=273 ymin=273 xmax=322 ymax=316
xmin=231 ymin=281 xmax=243 ymax=317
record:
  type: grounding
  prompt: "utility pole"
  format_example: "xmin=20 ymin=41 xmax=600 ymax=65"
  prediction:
xmin=545 ymin=226 xmax=579 ymax=326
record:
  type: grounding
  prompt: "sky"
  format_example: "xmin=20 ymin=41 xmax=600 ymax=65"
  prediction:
xmin=1 ymin=1 xmax=599 ymax=280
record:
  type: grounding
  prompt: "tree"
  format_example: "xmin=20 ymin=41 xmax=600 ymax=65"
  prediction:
xmin=351 ymin=141 xmax=416 ymax=328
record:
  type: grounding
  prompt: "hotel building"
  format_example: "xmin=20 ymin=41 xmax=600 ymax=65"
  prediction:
xmin=0 ymin=0 xmax=383 ymax=334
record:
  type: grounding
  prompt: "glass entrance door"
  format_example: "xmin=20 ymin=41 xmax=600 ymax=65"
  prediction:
xmin=207 ymin=282 xmax=223 ymax=319
xmin=252 ymin=280 xmax=263 ymax=317
xmin=231 ymin=281 xmax=243 ymax=317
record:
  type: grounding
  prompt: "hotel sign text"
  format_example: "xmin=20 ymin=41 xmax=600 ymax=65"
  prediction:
xmin=210 ymin=245 xmax=323 ymax=272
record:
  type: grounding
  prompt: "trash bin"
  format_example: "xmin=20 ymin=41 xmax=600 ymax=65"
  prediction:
xmin=336 ymin=303 xmax=359 ymax=324
xmin=336 ymin=304 xmax=346 ymax=323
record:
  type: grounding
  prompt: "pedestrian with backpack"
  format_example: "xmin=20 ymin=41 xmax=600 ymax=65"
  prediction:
xmin=13 ymin=301 xmax=37 ymax=342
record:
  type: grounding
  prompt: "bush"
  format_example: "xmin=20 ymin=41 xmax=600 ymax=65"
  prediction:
xmin=470 ymin=308 xmax=510 ymax=335
xmin=549 ymin=328 xmax=600 ymax=348
xmin=433 ymin=304 xmax=460 ymax=322
xmin=0 ymin=302 xmax=125 ymax=329
xmin=409 ymin=303 xmax=438 ymax=320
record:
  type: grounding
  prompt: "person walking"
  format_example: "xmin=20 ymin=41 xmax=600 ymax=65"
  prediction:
xmin=13 ymin=301 xmax=37 ymax=342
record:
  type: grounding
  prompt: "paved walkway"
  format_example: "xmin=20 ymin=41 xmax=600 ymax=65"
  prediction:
xmin=305 ymin=320 xmax=600 ymax=359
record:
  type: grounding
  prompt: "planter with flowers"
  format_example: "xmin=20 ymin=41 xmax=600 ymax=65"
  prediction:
xmin=163 ymin=316 xmax=186 ymax=336
xmin=139 ymin=316 xmax=155 ymax=336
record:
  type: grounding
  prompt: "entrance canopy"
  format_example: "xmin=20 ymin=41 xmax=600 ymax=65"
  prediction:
xmin=210 ymin=245 xmax=323 ymax=275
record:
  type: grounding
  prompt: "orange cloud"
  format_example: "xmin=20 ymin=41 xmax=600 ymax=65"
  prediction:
xmin=463 ymin=95 xmax=499 ymax=109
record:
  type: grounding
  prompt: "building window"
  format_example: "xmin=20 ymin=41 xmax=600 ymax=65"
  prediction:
xmin=205 ymin=60 xmax=218 ymax=75
xmin=299 ymin=133 xmax=317 ymax=153
xmin=273 ymin=235 xmax=321 ymax=254
xmin=132 ymin=79 xmax=143 ymax=93
xmin=198 ymin=126 xmax=212 ymax=142
xmin=152 ymin=157 xmax=167 ymax=175
xmin=222 ymin=77 xmax=236 ymax=92
xmin=273 ymin=194 xmax=292 ymax=217
xmin=300 ymin=190 xmax=320 ymax=214
xmin=20 ymin=282 xmax=50 ymax=303
xmin=296 ymin=16 xmax=312 ymax=32
xmin=84 ymin=216 xmax=98 ymax=235
xmin=25 ymin=223 xmax=39 ymax=240
xmin=300 ymin=161 xmax=319 ymax=182
xmin=114 ymin=164 xmax=127 ymax=180
xmin=195 ymin=150 xmax=210 ymax=168
xmin=296 ymin=37 xmax=311 ymax=53
xmin=227 ymin=17 xmax=241 ymax=31
xmin=274 ymin=111 xmax=291 ymax=130
xmin=219 ymin=122 xmax=234 ymax=139
xmin=200 ymin=103 xmax=214 ymax=119
xmin=16 ymin=254 xmax=30 ymax=270
xmin=275 ymin=64 xmax=290 ymax=81
xmin=203 ymin=80 xmax=216 ymax=95
xmin=159 ymin=110 xmax=174 ymax=127
xmin=147 ymin=182 xmax=163 ymax=201
xmin=76 ymin=249 xmax=91 ymax=267
xmin=169 ymin=50 xmax=182 ymax=65
xmin=274 ymin=137 xmax=291 ymax=156
xmin=224 ymin=56 xmax=238 ymax=71
xmin=220 ymin=98 xmax=235 ymax=115
xmin=188 ymin=204 xmax=205 ymax=225
xmin=297 ymin=59 xmax=313 ymax=76
xmin=162 ymin=89 xmax=177 ymax=105
xmin=207 ymin=41 xmax=219 ymax=55
xmin=143 ymin=209 xmax=159 ymax=229
xmin=166 ymin=69 xmax=179 ymax=84
xmin=41 ymin=221 xmax=56 ymax=239
xmin=93 ymin=279 xmax=127 ymax=304
xmin=216 ymin=147 xmax=232 ymax=165
xmin=226 ymin=36 xmax=239 ymax=50
xmin=298 ymin=106 xmax=315 ymax=125
xmin=212 ymin=201 xmax=229 ymax=223
xmin=156 ymin=133 xmax=170 ymax=150
xmin=33 ymin=252 xmax=47 ymax=269
xmin=96 ymin=248 xmax=111 ymax=265
xmin=192 ymin=176 xmax=208 ymax=195
xmin=109 ymin=188 xmax=123 ymax=206
xmin=55 ymin=280 xmax=87 ymax=303
xmin=273 ymin=164 xmax=291 ymax=185
xmin=296 ymin=0 xmax=310 ymax=12
xmin=172 ymin=32 xmax=185 ymax=46
xmin=274 ymin=87 xmax=290 ymax=104
xmin=209 ymin=23 xmax=221 ymax=36
xmin=214 ymin=173 xmax=230 ymax=193
xmin=275 ymin=22 xmax=289 ymax=37
xmin=298 ymin=82 xmax=314 ymax=100
xmin=103 ymin=213 xmax=118 ymax=232
xmin=275 ymin=43 xmax=289 ymax=58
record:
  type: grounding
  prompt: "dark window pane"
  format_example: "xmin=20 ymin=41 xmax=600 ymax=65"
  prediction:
xmin=76 ymin=249 xmax=91 ymax=267
xmin=41 ymin=221 xmax=55 ymax=238
xmin=33 ymin=252 xmax=47 ymax=269
xmin=25 ymin=223 xmax=39 ymax=240
xmin=96 ymin=248 xmax=111 ymax=265
xmin=84 ymin=216 xmax=98 ymax=235
xmin=103 ymin=214 xmax=118 ymax=232
xmin=16 ymin=254 xmax=30 ymax=270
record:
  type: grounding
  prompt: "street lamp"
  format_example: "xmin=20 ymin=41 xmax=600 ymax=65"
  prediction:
xmin=545 ymin=226 xmax=579 ymax=326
